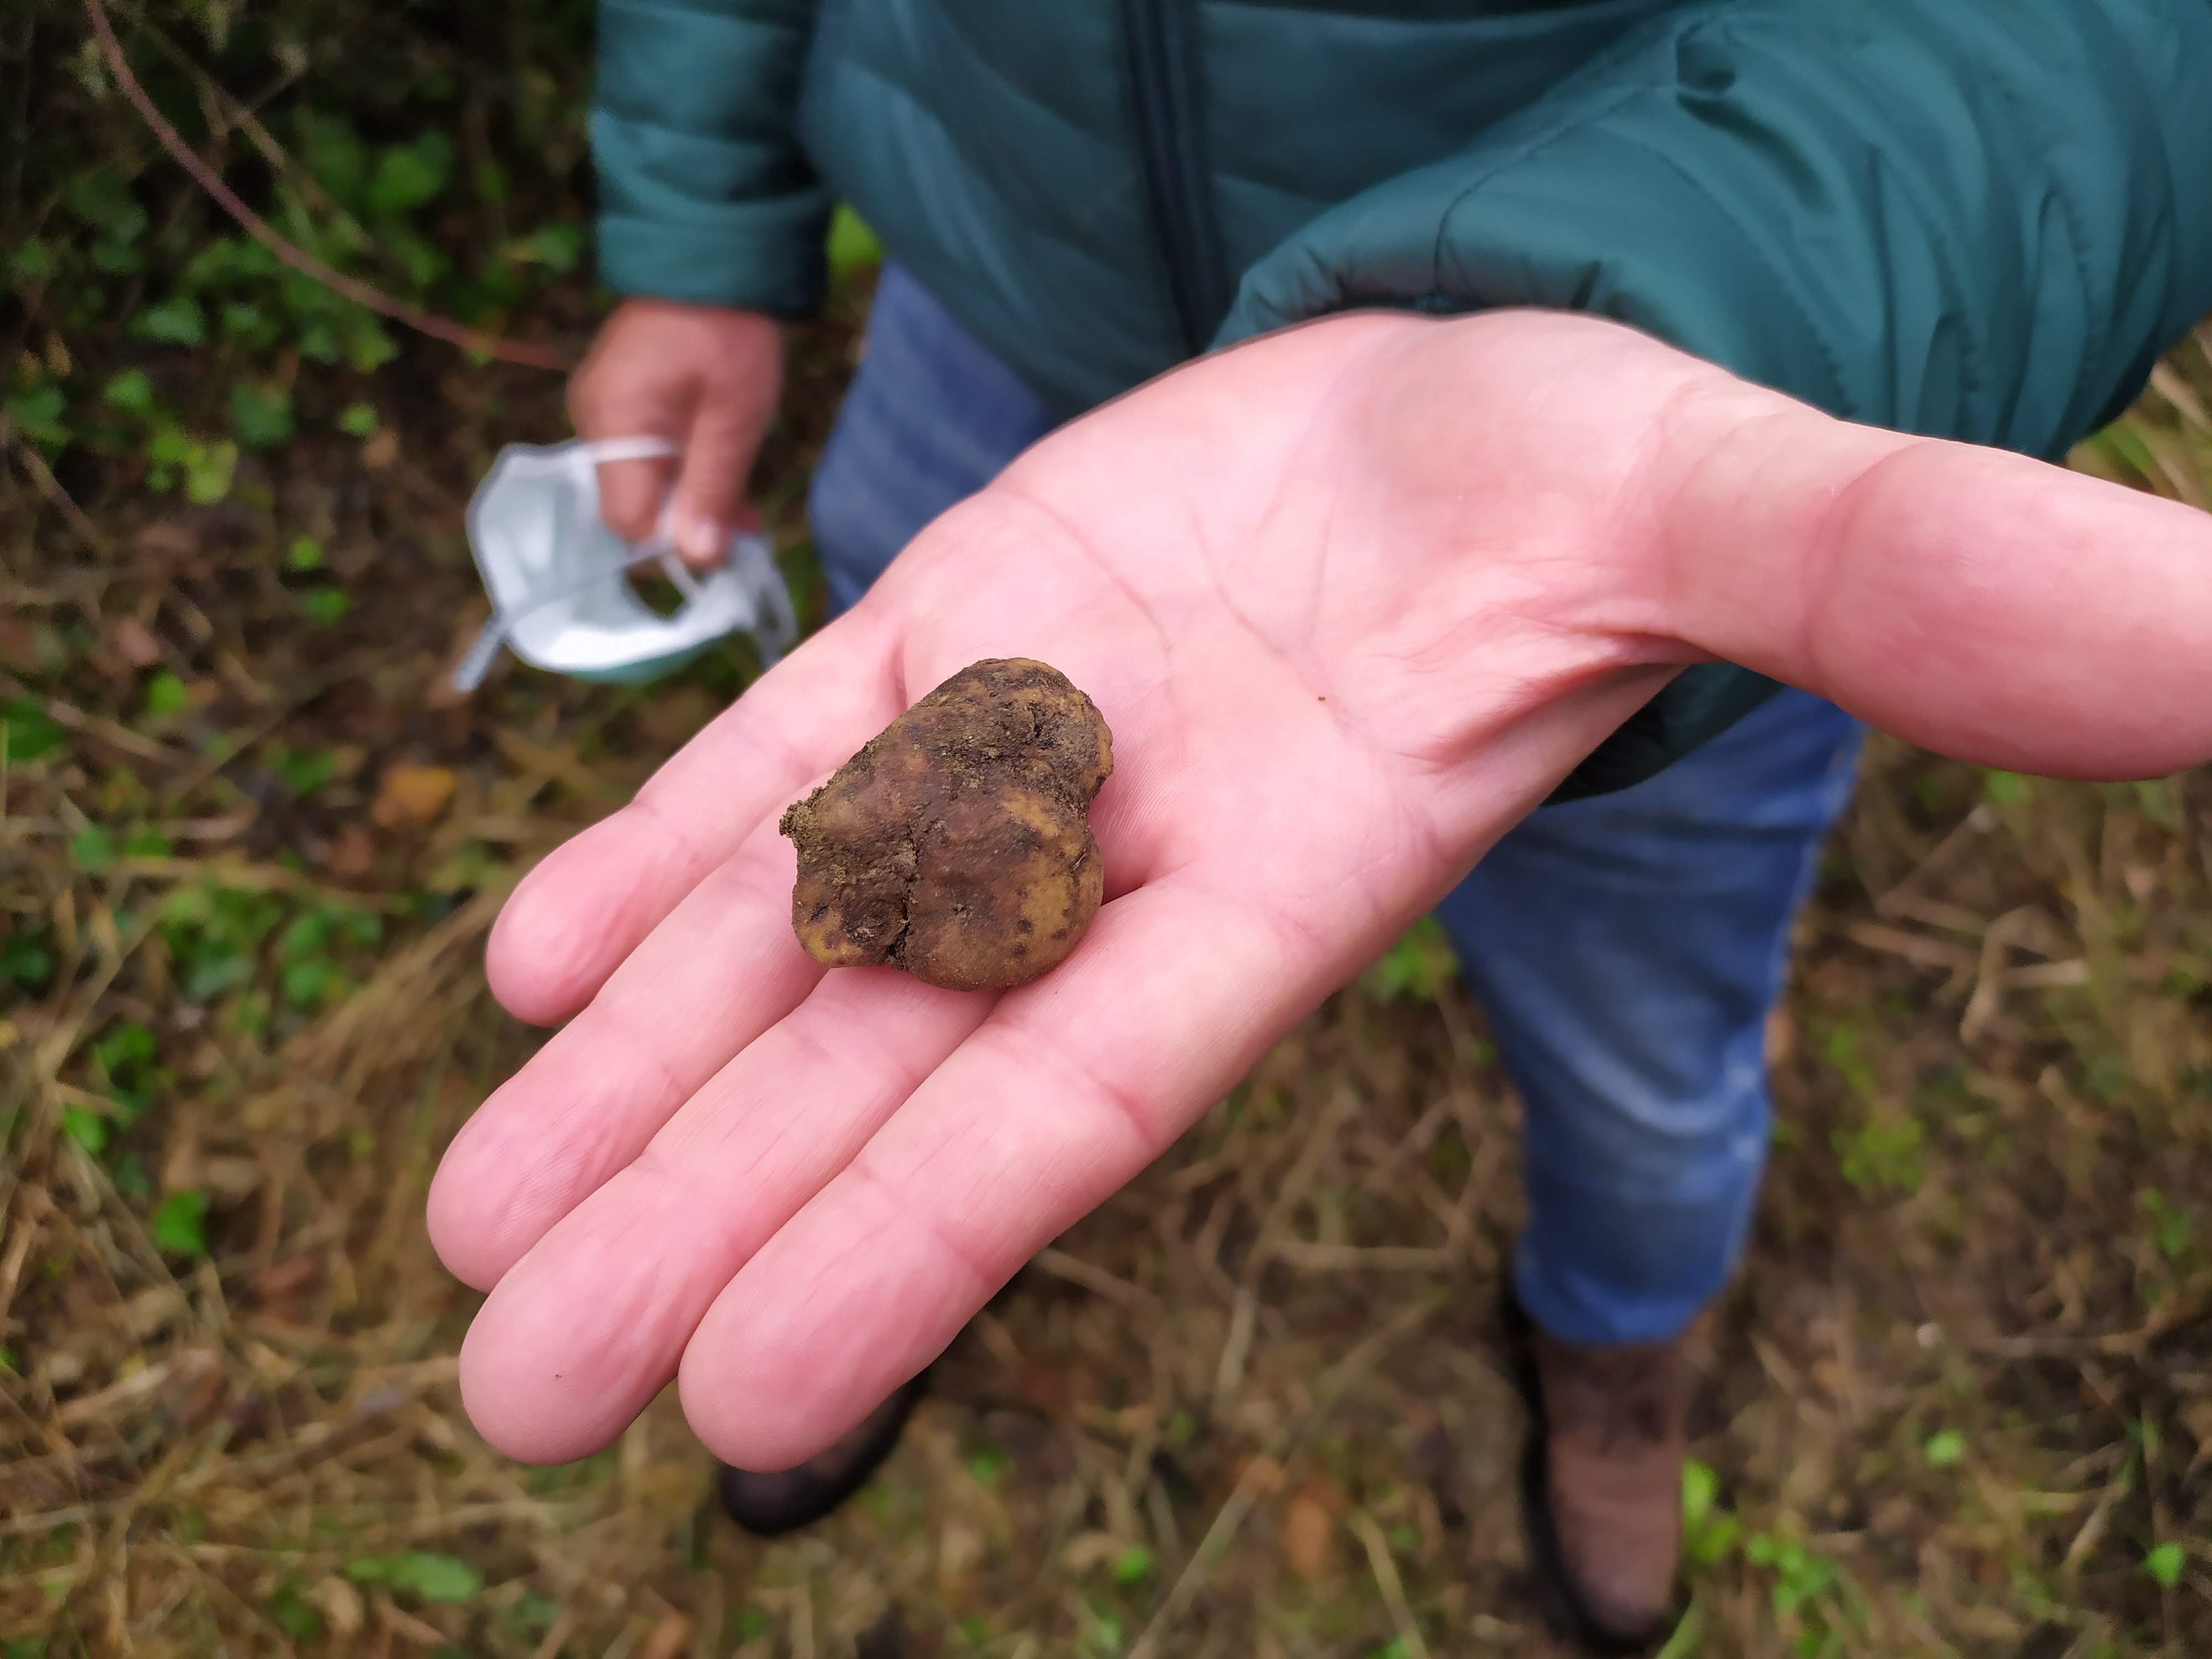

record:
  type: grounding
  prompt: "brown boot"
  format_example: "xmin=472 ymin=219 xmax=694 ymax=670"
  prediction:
xmin=1503 ymin=1291 xmax=1689 ymax=1655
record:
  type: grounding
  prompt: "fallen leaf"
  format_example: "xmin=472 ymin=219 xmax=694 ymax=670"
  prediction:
xmin=361 ymin=427 xmax=399 ymax=471
xmin=1233 ymin=1454 xmax=1287 ymax=1498
xmin=637 ymin=1612 xmax=692 ymax=1659
xmin=324 ymin=824 xmax=376 ymax=878
xmin=111 ymin=616 xmax=163 ymax=668
xmin=0 ymin=617 xmax=41 ymax=674
xmin=310 ymin=1577 xmax=364 ymax=1638
xmin=371 ymin=764 xmax=457 ymax=830
xmin=1280 ymin=1477 xmax=1345 ymax=1583
xmin=135 ymin=520 xmax=202 ymax=561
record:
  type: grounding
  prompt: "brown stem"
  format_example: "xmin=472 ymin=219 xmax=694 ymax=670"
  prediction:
xmin=80 ymin=0 xmax=573 ymax=373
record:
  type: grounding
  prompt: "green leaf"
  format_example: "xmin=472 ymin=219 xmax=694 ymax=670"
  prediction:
xmin=142 ymin=671 xmax=191 ymax=720
xmin=287 ymin=535 xmax=325 ymax=571
xmin=281 ymin=957 xmax=341 ymax=1009
xmin=220 ymin=300 xmax=279 ymax=349
xmin=2140 ymin=1188 xmax=2193 ymax=1262
xmin=270 ymin=745 xmax=340 ymax=796
xmin=1358 ymin=916 xmax=1459 ymax=1005
xmin=299 ymin=587 xmax=351 ymax=625
xmin=1 ymin=933 xmax=55 ymax=990
xmin=384 ymin=227 xmax=450 ymax=290
xmin=1112 ymin=1545 xmax=1155 ymax=1584
xmin=827 ymin=204 xmax=883 ymax=283
xmin=102 ymin=370 xmax=156 ymax=417
xmin=1923 ymin=1429 xmax=1964 ymax=1469
xmin=1981 ymin=770 xmax=2027 ymax=807
xmin=183 ymin=952 xmax=255 ymax=1003
xmin=342 ymin=312 xmax=398 ymax=373
xmin=153 ymin=1190 xmax=211 ymax=1256
xmin=511 ymin=222 xmax=583 ymax=274
xmin=71 ymin=826 xmax=117 ymax=872
xmin=184 ymin=439 xmax=238 ymax=505
xmin=60 ymin=1107 xmax=109 ymax=1156
xmin=64 ymin=171 xmax=147 ymax=242
xmin=132 ymin=295 xmax=207 ymax=348
xmin=347 ymin=1551 xmax=480 ymax=1603
xmin=336 ymin=403 xmax=378 ymax=439
xmin=368 ymin=134 xmax=455 ymax=217
xmin=964 ymin=1445 xmax=1010 ymax=1488
xmin=268 ymin=1583 xmax=322 ymax=1642
xmin=95 ymin=1022 xmax=157 ymax=1073
xmin=1682 ymin=1459 xmax=1720 ymax=1527
xmin=1 ymin=699 xmax=66 ymax=764
xmin=2144 ymin=1542 xmax=2185 ymax=1589
xmin=6 ymin=387 xmax=69 ymax=447
xmin=228 ymin=384 xmax=295 ymax=451
xmin=303 ymin=114 xmax=372 ymax=213
xmin=90 ymin=238 xmax=145 ymax=276
xmin=7 ymin=238 xmax=57 ymax=289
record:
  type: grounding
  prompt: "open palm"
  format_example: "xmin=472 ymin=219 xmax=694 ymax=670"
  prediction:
xmin=429 ymin=309 xmax=2212 ymax=1470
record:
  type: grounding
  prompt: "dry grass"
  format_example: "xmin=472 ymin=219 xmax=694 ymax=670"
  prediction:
xmin=5 ymin=10 xmax=2212 ymax=1650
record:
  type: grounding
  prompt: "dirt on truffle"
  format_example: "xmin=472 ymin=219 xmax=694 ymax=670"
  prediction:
xmin=779 ymin=659 xmax=1115 ymax=990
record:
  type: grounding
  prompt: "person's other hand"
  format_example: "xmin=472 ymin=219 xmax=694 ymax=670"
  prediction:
xmin=430 ymin=307 xmax=2212 ymax=1468
xmin=567 ymin=299 xmax=785 ymax=566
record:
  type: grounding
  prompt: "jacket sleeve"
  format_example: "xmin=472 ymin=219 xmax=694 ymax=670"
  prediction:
xmin=591 ymin=0 xmax=828 ymax=317
xmin=1215 ymin=0 xmax=2212 ymax=797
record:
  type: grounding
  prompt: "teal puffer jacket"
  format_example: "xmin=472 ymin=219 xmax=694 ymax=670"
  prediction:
xmin=591 ymin=0 xmax=2212 ymax=798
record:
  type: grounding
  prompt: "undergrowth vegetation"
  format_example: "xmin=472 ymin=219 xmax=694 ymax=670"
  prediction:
xmin=3 ymin=2 xmax=2211 ymax=1655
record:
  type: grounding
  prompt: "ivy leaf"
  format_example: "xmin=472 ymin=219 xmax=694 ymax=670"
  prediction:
xmin=7 ymin=238 xmax=57 ymax=289
xmin=6 ymin=387 xmax=69 ymax=447
xmin=303 ymin=114 xmax=372 ymax=214
xmin=228 ymin=383 xmax=295 ymax=451
xmin=132 ymin=295 xmax=207 ymax=348
xmin=368 ymin=134 xmax=455 ymax=217
xmin=102 ymin=370 xmax=156 ymax=417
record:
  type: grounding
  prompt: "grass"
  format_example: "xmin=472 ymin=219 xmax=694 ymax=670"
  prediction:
xmin=6 ymin=3 xmax=2212 ymax=1654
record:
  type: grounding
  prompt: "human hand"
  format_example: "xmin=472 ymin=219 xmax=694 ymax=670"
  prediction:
xmin=431 ymin=307 xmax=2212 ymax=1468
xmin=567 ymin=299 xmax=785 ymax=566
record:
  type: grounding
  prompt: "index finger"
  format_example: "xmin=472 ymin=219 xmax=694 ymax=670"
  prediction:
xmin=487 ymin=614 xmax=902 ymax=1024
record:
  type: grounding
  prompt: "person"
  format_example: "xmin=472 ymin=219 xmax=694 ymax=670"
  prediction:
xmin=427 ymin=2 xmax=2212 ymax=1650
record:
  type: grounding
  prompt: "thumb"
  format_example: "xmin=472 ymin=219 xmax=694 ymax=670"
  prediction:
xmin=667 ymin=378 xmax=778 ymax=568
xmin=1657 ymin=391 xmax=2212 ymax=782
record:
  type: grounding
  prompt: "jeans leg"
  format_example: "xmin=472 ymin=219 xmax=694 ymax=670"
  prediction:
xmin=1432 ymin=688 xmax=1865 ymax=1348
xmin=806 ymin=264 xmax=1061 ymax=618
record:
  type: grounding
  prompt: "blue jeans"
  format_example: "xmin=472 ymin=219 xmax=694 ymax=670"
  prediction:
xmin=808 ymin=266 xmax=1865 ymax=1348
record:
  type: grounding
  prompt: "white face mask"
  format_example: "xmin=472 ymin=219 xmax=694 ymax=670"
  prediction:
xmin=452 ymin=437 xmax=798 ymax=692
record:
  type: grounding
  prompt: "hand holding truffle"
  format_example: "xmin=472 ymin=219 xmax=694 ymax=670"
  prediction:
xmin=432 ymin=307 xmax=2212 ymax=1475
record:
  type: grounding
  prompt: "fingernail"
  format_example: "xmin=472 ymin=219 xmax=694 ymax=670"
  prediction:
xmin=672 ymin=509 xmax=726 ymax=566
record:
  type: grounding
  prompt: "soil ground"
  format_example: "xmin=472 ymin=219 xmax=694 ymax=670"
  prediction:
xmin=5 ymin=8 xmax=2212 ymax=1655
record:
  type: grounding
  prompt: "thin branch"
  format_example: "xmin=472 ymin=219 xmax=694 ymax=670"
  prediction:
xmin=80 ymin=0 xmax=573 ymax=373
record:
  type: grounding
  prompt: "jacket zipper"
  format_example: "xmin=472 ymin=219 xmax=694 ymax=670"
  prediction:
xmin=1121 ymin=0 xmax=1232 ymax=359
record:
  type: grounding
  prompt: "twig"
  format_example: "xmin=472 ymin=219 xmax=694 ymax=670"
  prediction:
xmin=1 ymin=415 xmax=111 ymax=553
xmin=1348 ymin=1510 xmax=1433 ymax=1659
xmin=1129 ymin=1296 xmax=1438 ymax=1659
xmin=80 ymin=0 xmax=571 ymax=372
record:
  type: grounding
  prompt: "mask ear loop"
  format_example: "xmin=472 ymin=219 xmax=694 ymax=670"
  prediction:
xmin=452 ymin=437 xmax=700 ymax=692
